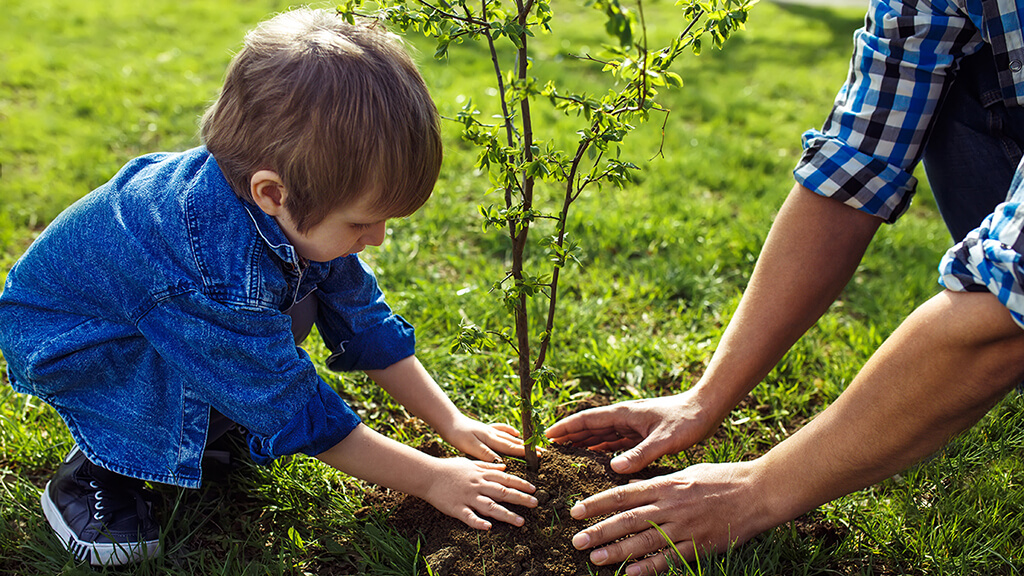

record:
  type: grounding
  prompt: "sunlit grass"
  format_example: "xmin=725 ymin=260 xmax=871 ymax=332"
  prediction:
xmin=3 ymin=0 xmax=1021 ymax=573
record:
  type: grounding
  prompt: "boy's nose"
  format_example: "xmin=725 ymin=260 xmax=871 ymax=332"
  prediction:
xmin=363 ymin=221 xmax=387 ymax=246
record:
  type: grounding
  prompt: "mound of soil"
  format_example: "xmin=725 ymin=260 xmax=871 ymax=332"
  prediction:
xmin=364 ymin=441 xmax=675 ymax=576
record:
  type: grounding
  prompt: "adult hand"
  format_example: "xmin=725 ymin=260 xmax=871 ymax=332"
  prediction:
xmin=569 ymin=290 xmax=1024 ymax=575
xmin=568 ymin=461 xmax=776 ymax=576
xmin=545 ymin=390 xmax=719 ymax=474
xmin=423 ymin=457 xmax=538 ymax=530
xmin=442 ymin=415 xmax=529 ymax=463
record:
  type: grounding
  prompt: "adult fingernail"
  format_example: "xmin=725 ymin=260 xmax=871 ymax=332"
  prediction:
xmin=610 ymin=455 xmax=629 ymax=473
xmin=626 ymin=565 xmax=642 ymax=576
xmin=590 ymin=549 xmax=608 ymax=564
xmin=571 ymin=532 xmax=590 ymax=549
xmin=570 ymin=502 xmax=586 ymax=518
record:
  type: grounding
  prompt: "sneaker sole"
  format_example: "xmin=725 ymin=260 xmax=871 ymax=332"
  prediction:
xmin=41 ymin=481 xmax=162 ymax=566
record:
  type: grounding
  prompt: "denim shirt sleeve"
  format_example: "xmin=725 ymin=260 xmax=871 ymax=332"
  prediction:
xmin=314 ymin=255 xmax=416 ymax=371
xmin=939 ymin=158 xmax=1024 ymax=329
xmin=794 ymin=0 xmax=985 ymax=223
xmin=137 ymin=288 xmax=361 ymax=461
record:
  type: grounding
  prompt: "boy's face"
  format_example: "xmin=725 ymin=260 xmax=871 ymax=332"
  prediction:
xmin=278 ymin=195 xmax=389 ymax=263
xmin=250 ymin=170 xmax=388 ymax=263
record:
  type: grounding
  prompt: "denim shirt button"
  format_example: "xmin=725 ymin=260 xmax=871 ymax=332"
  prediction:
xmin=1011 ymin=59 xmax=1023 ymax=73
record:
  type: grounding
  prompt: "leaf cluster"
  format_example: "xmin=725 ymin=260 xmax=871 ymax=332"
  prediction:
xmin=338 ymin=0 xmax=752 ymax=463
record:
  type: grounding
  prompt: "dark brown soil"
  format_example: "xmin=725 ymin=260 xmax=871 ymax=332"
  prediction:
xmin=358 ymin=395 xmax=907 ymax=576
xmin=363 ymin=440 xmax=675 ymax=576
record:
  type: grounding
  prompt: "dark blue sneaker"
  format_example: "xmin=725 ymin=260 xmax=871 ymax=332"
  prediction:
xmin=41 ymin=446 xmax=161 ymax=565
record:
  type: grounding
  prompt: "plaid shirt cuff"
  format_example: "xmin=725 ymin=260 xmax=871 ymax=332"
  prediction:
xmin=939 ymin=170 xmax=1024 ymax=330
xmin=795 ymin=130 xmax=919 ymax=223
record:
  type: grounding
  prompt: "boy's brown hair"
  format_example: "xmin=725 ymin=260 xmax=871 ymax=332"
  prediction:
xmin=201 ymin=8 xmax=442 ymax=232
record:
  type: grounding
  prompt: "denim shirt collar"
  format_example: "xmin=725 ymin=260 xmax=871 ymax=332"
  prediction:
xmin=241 ymin=203 xmax=303 ymax=272
xmin=237 ymin=195 xmax=333 ymax=310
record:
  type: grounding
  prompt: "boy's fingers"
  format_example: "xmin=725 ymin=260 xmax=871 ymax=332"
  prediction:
xmin=487 ymin=471 xmax=536 ymax=495
xmin=459 ymin=507 xmax=493 ymax=531
xmin=489 ymin=433 xmax=524 ymax=452
xmin=472 ymin=460 xmax=506 ymax=471
xmin=484 ymin=479 xmax=538 ymax=508
xmin=473 ymin=497 xmax=525 ymax=527
xmin=490 ymin=423 xmax=520 ymax=437
xmin=479 ymin=445 xmax=502 ymax=463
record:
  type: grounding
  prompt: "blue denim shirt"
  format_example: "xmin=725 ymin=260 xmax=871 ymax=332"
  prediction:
xmin=0 ymin=147 xmax=415 ymax=488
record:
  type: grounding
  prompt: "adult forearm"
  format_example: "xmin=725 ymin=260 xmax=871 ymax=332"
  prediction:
xmin=693 ymin=184 xmax=881 ymax=422
xmin=759 ymin=290 xmax=1024 ymax=521
xmin=546 ymin=185 xmax=882 ymax=472
xmin=564 ymin=291 xmax=1024 ymax=575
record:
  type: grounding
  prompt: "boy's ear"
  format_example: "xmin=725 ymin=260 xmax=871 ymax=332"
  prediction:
xmin=250 ymin=170 xmax=288 ymax=216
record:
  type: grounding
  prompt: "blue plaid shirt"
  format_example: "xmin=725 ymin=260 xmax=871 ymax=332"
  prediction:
xmin=795 ymin=0 xmax=1024 ymax=223
xmin=793 ymin=0 xmax=1024 ymax=327
xmin=939 ymin=162 xmax=1024 ymax=328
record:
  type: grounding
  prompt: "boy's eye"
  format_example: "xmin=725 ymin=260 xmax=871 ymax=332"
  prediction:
xmin=351 ymin=222 xmax=375 ymax=231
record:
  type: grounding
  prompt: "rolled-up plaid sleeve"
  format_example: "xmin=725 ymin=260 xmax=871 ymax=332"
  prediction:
xmin=939 ymin=162 xmax=1024 ymax=329
xmin=794 ymin=0 xmax=984 ymax=223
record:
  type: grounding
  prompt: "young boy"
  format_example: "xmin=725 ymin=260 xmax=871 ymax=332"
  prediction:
xmin=0 ymin=8 xmax=536 ymax=566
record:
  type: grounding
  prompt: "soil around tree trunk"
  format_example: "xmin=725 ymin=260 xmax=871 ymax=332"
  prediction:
xmin=363 ymin=440 xmax=677 ymax=576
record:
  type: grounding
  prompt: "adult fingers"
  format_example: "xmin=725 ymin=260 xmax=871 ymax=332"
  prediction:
xmin=554 ymin=426 xmax=639 ymax=447
xmin=623 ymin=547 xmax=691 ymax=576
xmin=571 ymin=501 xmax=661 ymax=552
xmin=546 ymin=405 xmax=628 ymax=441
xmin=572 ymin=435 xmax=640 ymax=454
xmin=608 ymin=432 xmax=678 ymax=473
xmin=582 ymin=523 xmax=682 ymax=568
xmin=570 ymin=479 xmax=657 ymax=520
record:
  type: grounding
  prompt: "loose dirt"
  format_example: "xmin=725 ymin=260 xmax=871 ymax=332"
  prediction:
xmin=364 ymin=441 xmax=675 ymax=576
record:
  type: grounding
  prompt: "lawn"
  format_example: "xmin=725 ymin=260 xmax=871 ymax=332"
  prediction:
xmin=2 ymin=0 xmax=1023 ymax=574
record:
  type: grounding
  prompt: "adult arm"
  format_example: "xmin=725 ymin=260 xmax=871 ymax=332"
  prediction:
xmin=547 ymin=0 xmax=985 ymax=470
xmin=547 ymin=184 xmax=881 ymax=472
xmin=569 ymin=289 xmax=1024 ymax=575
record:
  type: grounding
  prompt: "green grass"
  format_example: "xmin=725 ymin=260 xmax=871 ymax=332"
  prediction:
xmin=2 ymin=0 xmax=1023 ymax=574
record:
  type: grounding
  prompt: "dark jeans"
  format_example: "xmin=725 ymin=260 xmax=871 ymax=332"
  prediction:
xmin=923 ymin=46 xmax=1024 ymax=242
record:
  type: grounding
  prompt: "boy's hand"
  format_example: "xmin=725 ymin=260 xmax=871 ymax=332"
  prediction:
xmin=317 ymin=424 xmax=537 ymax=532
xmin=442 ymin=416 xmax=529 ymax=463
xmin=364 ymin=358 xmax=534 ymax=462
xmin=423 ymin=457 xmax=538 ymax=530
